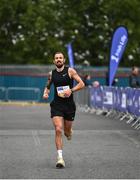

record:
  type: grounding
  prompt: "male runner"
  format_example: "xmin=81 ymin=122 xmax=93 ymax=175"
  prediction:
xmin=43 ymin=52 xmax=85 ymax=168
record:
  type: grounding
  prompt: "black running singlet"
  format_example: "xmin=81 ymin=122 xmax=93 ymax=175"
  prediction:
xmin=51 ymin=66 xmax=74 ymax=102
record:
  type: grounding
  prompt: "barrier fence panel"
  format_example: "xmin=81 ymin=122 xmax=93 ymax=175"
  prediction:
xmin=133 ymin=89 xmax=140 ymax=117
xmin=127 ymin=88 xmax=137 ymax=115
xmin=6 ymin=87 xmax=41 ymax=102
xmin=118 ymin=87 xmax=127 ymax=113
xmin=102 ymin=86 xmax=114 ymax=110
xmin=75 ymin=86 xmax=140 ymax=118
xmin=74 ymin=87 xmax=90 ymax=107
xmin=74 ymin=86 xmax=140 ymax=129
xmin=0 ymin=87 xmax=6 ymax=101
xmin=90 ymin=87 xmax=103 ymax=109
xmin=90 ymin=87 xmax=96 ymax=109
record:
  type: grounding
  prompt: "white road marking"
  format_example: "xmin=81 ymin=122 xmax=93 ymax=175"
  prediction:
xmin=32 ymin=130 xmax=41 ymax=146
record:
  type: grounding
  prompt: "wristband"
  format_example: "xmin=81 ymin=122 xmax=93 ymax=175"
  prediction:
xmin=46 ymin=85 xmax=50 ymax=89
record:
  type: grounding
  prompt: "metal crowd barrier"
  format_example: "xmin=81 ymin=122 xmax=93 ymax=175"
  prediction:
xmin=74 ymin=87 xmax=91 ymax=113
xmin=74 ymin=86 xmax=140 ymax=130
xmin=0 ymin=87 xmax=41 ymax=102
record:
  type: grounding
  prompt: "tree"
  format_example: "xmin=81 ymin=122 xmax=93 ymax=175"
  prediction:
xmin=0 ymin=0 xmax=140 ymax=66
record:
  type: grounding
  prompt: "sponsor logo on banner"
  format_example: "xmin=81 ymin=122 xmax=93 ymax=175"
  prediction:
xmin=103 ymin=92 xmax=113 ymax=105
xmin=121 ymin=93 xmax=127 ymax=108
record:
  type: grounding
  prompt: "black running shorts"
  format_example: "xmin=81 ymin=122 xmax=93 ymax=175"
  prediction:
xmin=50 ymin=100 xmax=76 ymax=121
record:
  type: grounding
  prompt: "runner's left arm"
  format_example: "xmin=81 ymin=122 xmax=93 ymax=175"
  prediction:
xmin=69 ymin=68 xmax=85 ymax=93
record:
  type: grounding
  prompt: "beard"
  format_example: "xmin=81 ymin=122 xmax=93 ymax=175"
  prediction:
xmin=55 ymin=61 xmax=64 ymax=68
xmin=56 ymin=64 xmax=63 ymax=68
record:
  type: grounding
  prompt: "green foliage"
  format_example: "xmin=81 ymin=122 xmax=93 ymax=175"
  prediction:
xmin=0 ymin=0 xmax=140 ymax=66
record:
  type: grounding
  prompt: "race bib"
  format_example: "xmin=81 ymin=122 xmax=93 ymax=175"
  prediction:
xmin=57 ymin=85 xmax=70 ymax=98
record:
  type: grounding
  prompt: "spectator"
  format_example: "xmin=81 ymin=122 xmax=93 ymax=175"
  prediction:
xmin=92 ymin=81 xmax=100 ymax=88
xmin=106 ymin=71 xmax=118 ymax=86
xmin=83 ymin=74 xmax=92 ymax=87
xmin=129 ymin=66 xmax=140 ymax=88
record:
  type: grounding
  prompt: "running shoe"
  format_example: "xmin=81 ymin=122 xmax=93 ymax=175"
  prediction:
xmin=56 ymin=157 xmax=65 ymax=168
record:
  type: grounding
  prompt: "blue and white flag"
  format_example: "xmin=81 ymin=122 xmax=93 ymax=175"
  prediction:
xmin=109 ymin=26 xmax=128 ymax=86
xmin=67 ymin=43 xmax=74 ymax=68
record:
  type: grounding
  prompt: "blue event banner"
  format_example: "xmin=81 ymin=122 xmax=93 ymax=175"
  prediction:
xmin=109 ymin=26 xmax=128 ymax=86
xmin=67 ymin=43 xmax=74 ymax=68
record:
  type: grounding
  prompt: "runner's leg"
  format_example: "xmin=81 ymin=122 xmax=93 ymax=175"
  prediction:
xmin=52 ymin=116 xmax=65 ymax=168
xmin=64 ymin=120 xmax=73 ymax=138
xmin=52 ymin=116 xmax=63 ymax=150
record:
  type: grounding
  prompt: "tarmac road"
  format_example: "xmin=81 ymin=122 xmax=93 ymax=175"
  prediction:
xmin=0 ymin=102 xmax=140 ymax=179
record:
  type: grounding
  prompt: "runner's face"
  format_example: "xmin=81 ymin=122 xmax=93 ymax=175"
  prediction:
xmin=54 ymin=53 xmax=65 ymax=68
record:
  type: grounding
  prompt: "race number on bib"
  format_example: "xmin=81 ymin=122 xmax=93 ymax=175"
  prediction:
xmin=57 ymin=85 xmax=70 ymax=98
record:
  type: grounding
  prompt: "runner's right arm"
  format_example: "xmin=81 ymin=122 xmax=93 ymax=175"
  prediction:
xmin=43 ymin=71 xmax=52 ymax=99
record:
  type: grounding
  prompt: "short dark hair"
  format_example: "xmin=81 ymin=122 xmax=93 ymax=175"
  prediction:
xmin=132 ymin=66 xmax=138 ymax=71
xmin=53 ymin=52 xmax=65 ymax=59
